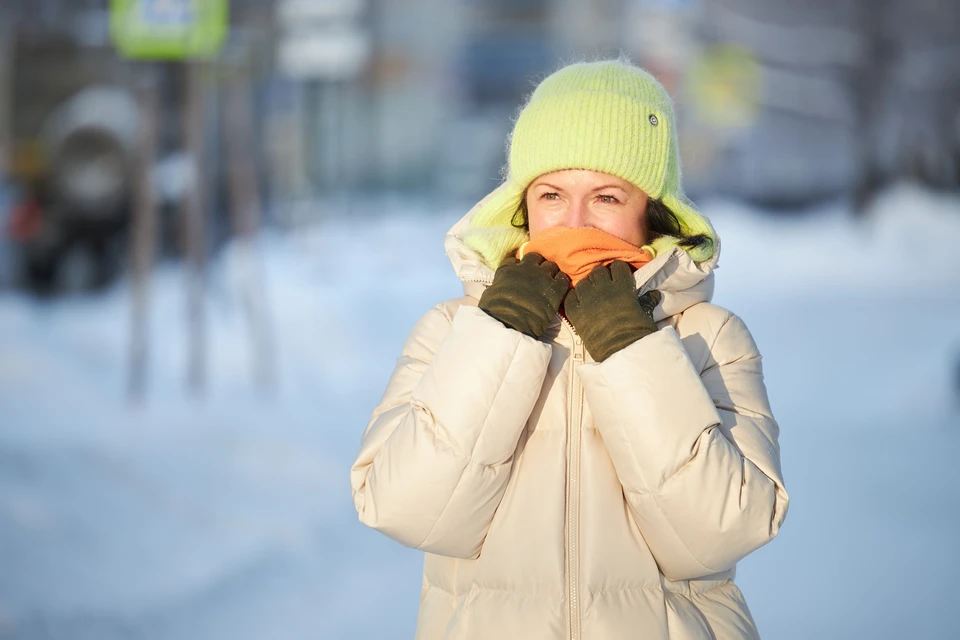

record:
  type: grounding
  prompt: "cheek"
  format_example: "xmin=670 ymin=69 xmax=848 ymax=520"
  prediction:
xmin=527 ymin=201 xmax=560 ymax=236
xmin=596 ymin=211 xmax=646 ymax=245
xmin=527 ymin=207 xmax=545 ymax=234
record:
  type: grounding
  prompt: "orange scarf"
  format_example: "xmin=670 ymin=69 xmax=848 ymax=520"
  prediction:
xmin=516 ymin=226 xmax=654 ymax=286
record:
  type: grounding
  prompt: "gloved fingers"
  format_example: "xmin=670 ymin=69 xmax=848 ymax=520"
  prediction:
xmin=538 ymin=259 xmax=561 ymax=278
xmin=637 ymin=289 xmax=662 ymax=314
xmin=553 ymin=270 xmax=571 ymax=287
xmin=519 ymin=252 xmax=545 ymax=267
xmin=586 ymin=262 xmax=613 ymax=284
xmin=609 ymin=260 xmax=634 ymax=282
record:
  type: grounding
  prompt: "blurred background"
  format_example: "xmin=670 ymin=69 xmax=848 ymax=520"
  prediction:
xmin=0 ymin=0 xmax=958 ymax=638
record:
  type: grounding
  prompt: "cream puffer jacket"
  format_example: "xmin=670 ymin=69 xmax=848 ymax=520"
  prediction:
xmin=351 ymin=198 xmax=789 ymax=639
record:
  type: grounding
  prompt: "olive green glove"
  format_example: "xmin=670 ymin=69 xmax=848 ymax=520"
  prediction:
xmin=563 ymin=260 xmax=663 ymax=362
xmin=478 ymin=253 xmax=571 ymax=340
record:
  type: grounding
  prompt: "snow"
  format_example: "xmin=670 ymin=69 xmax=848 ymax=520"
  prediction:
xmin=1 ymin=183 xmax=959 ymax=639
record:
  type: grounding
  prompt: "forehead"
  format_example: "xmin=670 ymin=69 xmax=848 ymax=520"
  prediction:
xmin=530 ymin=169 xmax=633 ymax=190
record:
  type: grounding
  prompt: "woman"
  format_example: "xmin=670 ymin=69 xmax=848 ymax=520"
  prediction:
xmin=351 ymin=59 xmax=789 ymax=640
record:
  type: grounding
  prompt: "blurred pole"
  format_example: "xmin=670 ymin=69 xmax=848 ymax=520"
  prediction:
xmin=323 ymin=79 xmax=347 ymax=215
xmin=222 ymin=71 xmax=275 ymax=391
xmin=128 ymin=72 xmax=158 ymax=401
xmin=182 ymin=61 xmax=207 ymax=395
xmin=0 ymin=20 xmax=10 ymax=175
xmin=852 ymin=0 xmax=889 ymax=215
xmin=306 ymin=80 xmax=330 ymax=198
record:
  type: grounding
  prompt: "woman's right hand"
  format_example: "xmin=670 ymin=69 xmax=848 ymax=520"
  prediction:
xmin=477 ymin=253 xmax=571 ymax=339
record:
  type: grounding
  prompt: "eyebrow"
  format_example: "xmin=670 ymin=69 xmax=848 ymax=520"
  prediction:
xmin=532 ymin=182 xmax=564 ymax=191
xmin=532 ymin=182 xmax=628 ymax=193
xmin=590 ymin=184 xmax=629 ymax=193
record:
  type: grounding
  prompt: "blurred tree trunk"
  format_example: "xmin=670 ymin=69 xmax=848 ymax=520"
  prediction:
xmin=0 ymin=22 xmax=10 ymax=175
xmin=852 ymin=0 xmax=893 ymax=214
xmin=182 ymin=62 xmax=207 ymax=395
xmin=128 ymin=74 xmax=158 ymax=401
xmin=223 ymin=71 xmax=275 ymax=391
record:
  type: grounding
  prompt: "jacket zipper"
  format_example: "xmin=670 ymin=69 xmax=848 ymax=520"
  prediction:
xmin=463 ymin=270 xmax=627 ymax=638
xmin=561 ymin=315 xmax=584 ymax=640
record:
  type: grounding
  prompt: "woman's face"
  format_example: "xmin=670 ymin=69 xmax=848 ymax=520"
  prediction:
xmin=525 ymin=169 xmax=649 ymax=246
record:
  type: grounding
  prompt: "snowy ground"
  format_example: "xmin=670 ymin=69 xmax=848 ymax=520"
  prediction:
xmin=1 ymin=184 xmax=959 ymax=639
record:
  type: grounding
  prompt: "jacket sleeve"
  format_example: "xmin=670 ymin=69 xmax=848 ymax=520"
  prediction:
xmin=576 ymin=312 xmax=789 ymax=581
xmin=350 ymin=302 xmax=553 ymax=559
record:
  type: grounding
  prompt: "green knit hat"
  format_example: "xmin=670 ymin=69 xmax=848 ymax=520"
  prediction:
xmin=462 ymin=59 xmax=717 ymax=269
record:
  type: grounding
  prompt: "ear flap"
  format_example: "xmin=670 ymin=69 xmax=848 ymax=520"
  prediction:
xmin=658 ymin=192 xmax=718 ymax=264
xmin=462 ymin=181 xmax=529 ymax=269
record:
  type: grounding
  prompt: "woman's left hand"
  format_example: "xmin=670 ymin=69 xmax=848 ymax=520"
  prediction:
xmin=563 ymin=260 xmax=662 ymax=362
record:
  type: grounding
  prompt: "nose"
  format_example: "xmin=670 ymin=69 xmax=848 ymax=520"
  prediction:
xmin=563 ymin=199 xmax=588 ymax=228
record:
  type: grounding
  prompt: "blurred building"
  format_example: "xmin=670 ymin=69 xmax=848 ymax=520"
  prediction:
xmin=709 ymin=0 xmax=957 ymax=210
xmin=339 ymin=0 xmax=960 ymax=207
xmin=1 ymin=0 xmax=958 ymax=291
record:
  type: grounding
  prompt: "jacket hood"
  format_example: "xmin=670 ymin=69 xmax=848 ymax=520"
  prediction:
xmin=444 ymin=185 xmax=722 ymax=323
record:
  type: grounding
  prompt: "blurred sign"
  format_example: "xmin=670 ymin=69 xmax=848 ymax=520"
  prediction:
xmin=687 ymin=44 xmax=761 ymax=129
xmin=278 ymin=28 xmax=371 ymax=80
xmin=629 ymin=0 xmax=699 ymax=10
xmin=109 ymin=0 xmax=228 ymax=60
xmin=275 ymin=0 xmax=370 ymax=79
xmin=277 ymin=0 xmax=365 ymax=24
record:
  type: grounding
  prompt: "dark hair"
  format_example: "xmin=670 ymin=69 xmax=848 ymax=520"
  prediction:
xmin=511 ymin=189 xmax=709 ymax=251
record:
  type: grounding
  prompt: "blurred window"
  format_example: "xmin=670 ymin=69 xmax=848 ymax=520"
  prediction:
xmin=458 ymin=29 xmax=556 ymax=105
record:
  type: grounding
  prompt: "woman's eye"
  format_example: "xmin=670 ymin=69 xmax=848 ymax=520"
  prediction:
xmin=540 ymin=192 xmax=559 ymax=200
xmin=597 ymin=195 xmax=619 ymax=204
